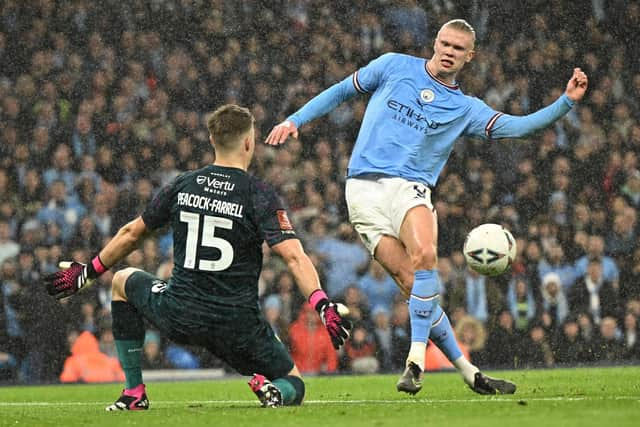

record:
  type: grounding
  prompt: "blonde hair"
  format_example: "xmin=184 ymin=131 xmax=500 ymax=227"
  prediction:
xmin=454 ymin=315 xmax=487 ymax=351
xmin=439 ymin=19 xmax=476 ymax=47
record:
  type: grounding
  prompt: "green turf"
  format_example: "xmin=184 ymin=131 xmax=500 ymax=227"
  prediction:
xmin=0 ymin=367 xmax=638 ymax=427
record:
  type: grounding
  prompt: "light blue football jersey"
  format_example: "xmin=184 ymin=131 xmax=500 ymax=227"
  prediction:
xmin=288 ymin=52 xmax=574 ymax=187
xmin=348 ymin=53 xmax=500 ymax=186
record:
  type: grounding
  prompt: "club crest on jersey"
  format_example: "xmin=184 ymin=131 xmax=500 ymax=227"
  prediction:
xmin=420 ymin=89 xmax=435 ymax=103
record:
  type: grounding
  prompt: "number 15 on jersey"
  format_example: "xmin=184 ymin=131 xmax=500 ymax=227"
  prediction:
xmin=179 ymin=210 xmax=234 ymax=272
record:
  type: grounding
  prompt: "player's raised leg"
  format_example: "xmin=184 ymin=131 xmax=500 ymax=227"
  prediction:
xmin=375 ymin=209 xmax=516 ymax=395
xmin=106 ymin=267 xmax=149 ymax=411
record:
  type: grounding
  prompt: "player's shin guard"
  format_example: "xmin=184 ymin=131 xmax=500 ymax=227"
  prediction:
xmin=429 ymin=304 xmax=479 ymax=386
xmin=407 ymin=270 xmax=440 ymax=368
xmin=429 ymin=305 xmax=463 ymax=361
xmin=112 ymin=301 xmax=145 ymax=390
xmin=273 ymin=375 xmax=306 ymax=405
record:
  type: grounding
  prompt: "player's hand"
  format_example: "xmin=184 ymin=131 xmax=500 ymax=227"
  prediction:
xmin=317 ymin=301 xmax=352 ymax=350
xmin=265 ymin=120 xmax=298 ymax=145
xmin=44 ymin=261 xmax=95 ymax=300
xmin=565 ymin=67 xmax=588 ymax=102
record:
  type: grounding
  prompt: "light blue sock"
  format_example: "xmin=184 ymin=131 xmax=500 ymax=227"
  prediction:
xmin=429 ymin=305 xmax=463 ymax=361
xmin=409 ymin=270 xmax=440 ymax=343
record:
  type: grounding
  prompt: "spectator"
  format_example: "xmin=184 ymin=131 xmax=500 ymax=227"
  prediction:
xmin=19 ymin=169 xmax=46 ymax=220
xmin=71 ymin=113 xmax=97 ymax=158
xmin=574 ymin=235 xmax=620 ymax=288
xmin=342 ymin=323 xmax=378 ymax=374
xmin=90 ymin=192 xmax=114 ymax=239
xmin=455 ymin=315 xmax=487 ymax=365
xmin=97 ymin=323 xmax=118 ymax=359
xmin=36 ymin=180 xmax=87 ymax=242
xmin=59 ymin=330 xmax=125 ymax=383
xmin=371 ymin=305 xmax=393 ymax=372
xmin=464 ymin=268 xmax=489 ymax=323
xmin=141 ymin=330 xmax=172 ymax=370
xmin=552 ymin=315 xmax=592 ymax=365
xmin=339 ymin=285 xmax=371 ymax=326
xmin=309 ymin=221 xmax=369 ymax=298
xmin=485 ymin=309 xmax=521 ymax=368
xmin=357 ymin=260 xmax=398 ymax=314
xmin=591 ymin=316 xmax=624 ymax=363
xmin=605 ymin=208 xmax=637 ymax=259
xmin=270 ymin=270 xmax=305 ymax=327
xmin=0 ymin=350 xmax=17 ymax=383
xmin=622 ymin=312 xmax=640 ymax=361
xmin=288 ymin=304 xmax=338 ymax=375
xmin=569 ymin=260 xmax=621 ymax=325
xmin=540 ymin=272 xmax=569 ymax=327
xmin=521 ymin=322 xmax=555 ymax=368
xmin=507 ymin=276 xmax=537 ymax=332
xmin=389 ymin=299 xmax=410 ymax=371
xmin=620 ymin=169 xmax=640 ymax=209
xmin=68 ymin=216 xmax=102 ymax=253
xmin=262 ymin=294 xmax=289 ymax=345
xmin=164 ymin=345 xmax=200 ymax=370
xmin=42 ymin=144 xmax=77 ymax=195
xmin=537 ymin=241 xmax=578 ymax=290
xmin=577 ymin=311 xmax=596 ymax=345
xmin=383 ymin=0 xmax=429 ymax=46
xmin=1 ymin=260 xmax=23 ymax=376
xmin=0 ymin=220 xmax=19 ymax=266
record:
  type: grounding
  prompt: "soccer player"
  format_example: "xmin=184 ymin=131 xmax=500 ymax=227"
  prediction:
xmin=44 ymin=104 xmax=351 ymax=409
xmin=266 ymin=19 xmax=588 ymax=395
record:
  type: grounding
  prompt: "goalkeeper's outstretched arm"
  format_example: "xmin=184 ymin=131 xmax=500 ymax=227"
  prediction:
xmin=44 ymin=217 xmax=149 ymax=299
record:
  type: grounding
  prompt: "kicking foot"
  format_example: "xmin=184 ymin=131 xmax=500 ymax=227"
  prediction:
xmin=470 ymin=372 xmax=516 ymax=395
xmin=396 ymin=361 xmax=424 ymax=395
xmin=106 ymin=384 xmax=149 ymax=411
xmin=248 ymin=373 xmax=283 ymax=407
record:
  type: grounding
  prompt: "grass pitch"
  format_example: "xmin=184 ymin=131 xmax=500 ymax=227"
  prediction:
xmin=0 ymin=367 xmax=638 ymax=427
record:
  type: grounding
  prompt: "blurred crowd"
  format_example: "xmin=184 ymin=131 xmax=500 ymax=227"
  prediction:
xmin=1 ymin=0 xmax=640 ymax=384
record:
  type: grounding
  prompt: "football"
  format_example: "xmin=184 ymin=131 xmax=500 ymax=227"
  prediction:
xmin=463 ymin=223 xmax=516 ymax=276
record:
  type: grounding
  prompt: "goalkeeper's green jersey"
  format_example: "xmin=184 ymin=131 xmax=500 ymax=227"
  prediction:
xmin=141 ymin=164 xmax=297 ymax=314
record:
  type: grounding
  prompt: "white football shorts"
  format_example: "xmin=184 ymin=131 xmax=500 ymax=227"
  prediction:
xmin=345 ymin=175 xmax=433 ymax=255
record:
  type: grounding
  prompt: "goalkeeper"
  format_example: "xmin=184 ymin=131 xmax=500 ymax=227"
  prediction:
xmin=44 ymin=104 xmax=351 ymax=410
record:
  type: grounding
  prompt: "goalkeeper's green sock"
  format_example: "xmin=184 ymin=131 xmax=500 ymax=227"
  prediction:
xmin=112 ymin=301 xmax=145 ymax=390
xmin=273 ymin=375 xmax=306 ymax=405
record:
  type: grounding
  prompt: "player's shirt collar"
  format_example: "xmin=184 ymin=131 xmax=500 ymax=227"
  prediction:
xmin=424 ymin=60 xmax=459 ymax=90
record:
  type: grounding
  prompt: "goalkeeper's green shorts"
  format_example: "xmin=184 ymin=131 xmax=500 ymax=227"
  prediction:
xmin=124 ymin=270 xmax=294 ymax=379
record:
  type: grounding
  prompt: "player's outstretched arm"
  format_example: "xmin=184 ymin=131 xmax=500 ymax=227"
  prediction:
xmin=487 ymin=68 xmax=588 ymax=140
xmin=271 ymin=238 xmax=352 ymax=349
xmin=264 ymin=75 xmax=359 ymax=145
xmin=44 ymin=216 xmax=148 ymax=299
